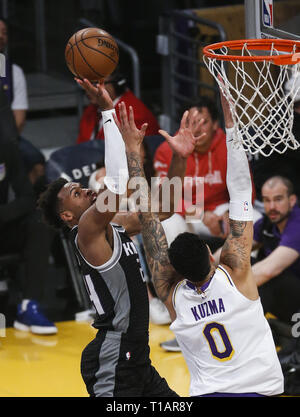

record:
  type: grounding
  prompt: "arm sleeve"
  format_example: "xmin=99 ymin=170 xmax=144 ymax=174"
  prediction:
xmin=226 ymin=127 xmax=253 ymax=221
xmin=102 ymin=109 xmax=129 ymax=195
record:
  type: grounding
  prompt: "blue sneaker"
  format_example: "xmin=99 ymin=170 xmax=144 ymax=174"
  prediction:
xmin=14 ymin=300 xmax=57 ymax=335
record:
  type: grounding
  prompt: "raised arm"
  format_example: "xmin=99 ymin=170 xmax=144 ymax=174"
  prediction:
xmin=218 ymin=87 xmax=258 ymax=300
xmin=75 ymin=79 xmax=129 ymax=249
xmin=111 ymin=109 xmax=204 ymax=234
xmin=156 ymin=110 xmax=205 ymax=220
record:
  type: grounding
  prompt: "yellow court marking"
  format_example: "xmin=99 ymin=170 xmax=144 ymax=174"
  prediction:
xmin=0 ymin=321 xmax=189 ymax=397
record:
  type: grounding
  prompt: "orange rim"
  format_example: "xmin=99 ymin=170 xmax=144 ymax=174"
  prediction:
xmin=203 ymin=38 xmax=300 ymax=65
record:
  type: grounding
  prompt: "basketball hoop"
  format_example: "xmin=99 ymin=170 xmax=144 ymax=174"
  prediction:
xmin=203 ymin=39 xmax=300 ymax=156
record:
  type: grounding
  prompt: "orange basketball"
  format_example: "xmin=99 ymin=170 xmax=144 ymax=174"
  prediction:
xmin=65 ymin=27 xmax=119 ymax=82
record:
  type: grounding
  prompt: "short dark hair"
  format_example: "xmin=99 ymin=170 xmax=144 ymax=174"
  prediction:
xmin=168 ymin=232 xmax=211 ymax=283
xmin=38 ymin=177 xmax=68 ymax=229
xmin=193 ymin=96 xmax=219 ymax=122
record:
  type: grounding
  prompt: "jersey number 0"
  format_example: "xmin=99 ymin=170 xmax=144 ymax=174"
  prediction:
xmin=203 ymin=322 xmax=234 ymax=361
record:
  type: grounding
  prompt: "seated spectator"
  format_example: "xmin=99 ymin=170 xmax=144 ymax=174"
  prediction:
xmin=0 ymin=16 xmax=46 ymax=187
xmin=0 ymin=138 xmax=56 ymax=334
xmin=76 ymin=70 xmax=160 ymax=143
xmin=251 ymin=176 xmax=300 ymax=325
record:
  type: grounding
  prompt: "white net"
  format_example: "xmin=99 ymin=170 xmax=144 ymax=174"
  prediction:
xmin=203 ymin=42 xmax=300 ymax=156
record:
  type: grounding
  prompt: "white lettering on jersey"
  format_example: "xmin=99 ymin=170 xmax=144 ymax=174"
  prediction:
xmin=122 ymin=242 xmax=138 ymax=256
xmin=84 ymin=274 xmax=104 ymax=315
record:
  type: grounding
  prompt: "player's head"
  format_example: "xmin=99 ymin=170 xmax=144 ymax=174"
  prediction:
xmin=0 ymin=17 xmax=8 ymax=53
xmin=186 ymin=96 xmax=219 ymax=153
xmin=261 ymin=176 xmax=297 ymax=225
xmin=168 ymin=232 xmax=214 ymax=283
xmin=38 ymin=178 xmax=97 ymax=229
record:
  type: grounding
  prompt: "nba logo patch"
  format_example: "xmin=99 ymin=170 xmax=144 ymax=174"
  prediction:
xmin=126 ymin=352 xmax=131 ymax=360
xmin=0 ymin=163 xmax=6 ymax=181
xmin=262 ymin=0 xmax=273 ymax=27
xmin=244 ymin=201 xmax=249 ymax=212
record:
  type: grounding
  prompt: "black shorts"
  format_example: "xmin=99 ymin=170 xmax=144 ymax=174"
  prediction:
xmin=81 ymin=330 xmax=179 ymax=397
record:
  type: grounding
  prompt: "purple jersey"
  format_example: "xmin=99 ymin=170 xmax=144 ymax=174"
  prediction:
xmin=254 ymin=205 xmax=300 ymax=277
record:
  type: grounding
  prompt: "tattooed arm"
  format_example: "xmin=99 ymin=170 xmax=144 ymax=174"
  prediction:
xmin=127 ymin=151 xmax=181 ymax=311
xmin=114 ymin=103 xmax=182 ymax=320
xmin=219 ymin=219 xmax=258 ymax=299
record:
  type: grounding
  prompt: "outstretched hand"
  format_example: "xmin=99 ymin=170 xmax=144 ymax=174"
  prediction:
xmin=113 ymin=102 xmax=148 ymax=152
xmin=158 ymin=109 xmax=206 ymax=158
xmin=75 ymin=77 xmax=113 ymax=111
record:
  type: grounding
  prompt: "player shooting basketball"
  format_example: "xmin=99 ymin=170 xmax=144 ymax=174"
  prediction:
xmin=114 ymin=88 xmax=284 ymax=397
xmin=38 ymin=78 xmax=205 ymax=397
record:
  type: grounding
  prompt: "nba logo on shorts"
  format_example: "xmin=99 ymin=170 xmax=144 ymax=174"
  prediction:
xmin=244 ymin=201 xmax=249 ymax=212
xmin=262 ymin=0 xmax=273 ymax=27
xmin=126 ymin=352 xmax=131 ymax=360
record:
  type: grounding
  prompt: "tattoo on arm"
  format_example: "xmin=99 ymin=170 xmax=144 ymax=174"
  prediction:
xmin=126 ymin=151 xmax=178 ymax=301
xmin=220 ymin=219 xmax=250 ymax=271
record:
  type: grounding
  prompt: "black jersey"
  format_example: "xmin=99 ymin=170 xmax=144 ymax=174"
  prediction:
xmin=69 ymin=223 xmax=149 ymax=339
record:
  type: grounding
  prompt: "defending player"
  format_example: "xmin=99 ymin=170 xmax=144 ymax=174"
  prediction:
xmin=115 ymin=90 xmax=284 ymax=397
xmin=38 ymin=79 xmax=180 ymax=397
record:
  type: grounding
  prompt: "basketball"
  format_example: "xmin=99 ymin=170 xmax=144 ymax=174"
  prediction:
xmin=65 ymin=27 xmax=119 ymax=82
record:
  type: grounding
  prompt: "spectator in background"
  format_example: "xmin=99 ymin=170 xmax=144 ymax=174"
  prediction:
xmin=0 ymin=137 xmax=56 ymax=335
xmin=76 ymin=70 xmax=160 ymax=143
xmin=252 ymin=176 xmax=300 ymax=325
xmin=0 ymin=16 xmax=46 ymax=187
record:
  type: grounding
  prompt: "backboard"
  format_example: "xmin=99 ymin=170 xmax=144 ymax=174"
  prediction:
xmin=245 ymin=0 xmax=300 ymax=40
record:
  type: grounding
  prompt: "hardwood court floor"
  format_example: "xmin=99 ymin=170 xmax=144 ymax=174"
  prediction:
xmin=0 ymin=321 xmax=189 ymax=397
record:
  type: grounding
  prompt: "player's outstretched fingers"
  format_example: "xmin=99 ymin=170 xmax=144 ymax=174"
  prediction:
xmin=179 ymin=110 xmax=189 ymax=130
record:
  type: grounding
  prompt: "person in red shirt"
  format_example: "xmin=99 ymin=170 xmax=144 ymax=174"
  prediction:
xmin=154 ymin=96 xmax=260 ymax=242
xmin=76 ymin=71 xmax=160 ymax=143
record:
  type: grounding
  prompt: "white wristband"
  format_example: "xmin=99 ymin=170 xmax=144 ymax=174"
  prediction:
xmin=226 ymin=127 xmax=252 ymax=221
xmin=229 ymin=200 xmax=253 ymax=221
xmin=101 ymin=108 xmax=116 ymax=123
